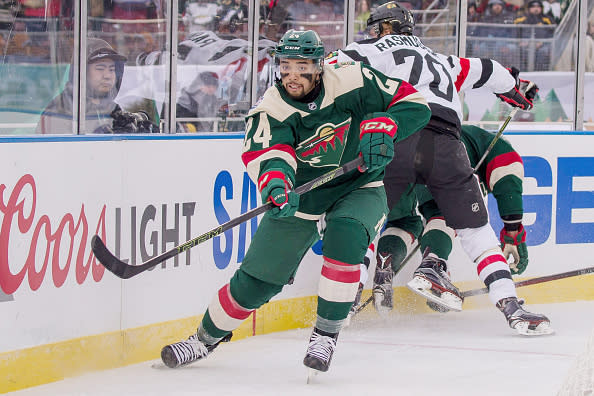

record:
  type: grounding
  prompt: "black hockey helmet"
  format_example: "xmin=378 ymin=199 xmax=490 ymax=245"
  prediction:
xmin=367 ymin=1 xmax=415 ymax=36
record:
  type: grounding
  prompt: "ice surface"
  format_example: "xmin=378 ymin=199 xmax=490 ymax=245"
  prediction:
xmin=11 ymin=301 xmax=594 ymax=396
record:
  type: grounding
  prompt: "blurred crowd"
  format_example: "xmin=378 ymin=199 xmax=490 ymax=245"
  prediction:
xmin=0 ymin=0 xmax=590 ymax=134
xmin=465 ymin=0 xmax=569 ymax=70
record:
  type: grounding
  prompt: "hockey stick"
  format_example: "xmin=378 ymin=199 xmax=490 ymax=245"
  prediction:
xmin=461 ymin=265 xmax=594 ymax=298
xmin=92 ymin=157 xmax=365 ymax=279
xmin=351 ymin=243 xmax=422 ymax=316
xmin=472 ymin=106 xmax=520 ymax=173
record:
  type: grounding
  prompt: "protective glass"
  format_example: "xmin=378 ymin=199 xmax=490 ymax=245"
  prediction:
xmin=275 ymin=59 xmax=322 ymax=75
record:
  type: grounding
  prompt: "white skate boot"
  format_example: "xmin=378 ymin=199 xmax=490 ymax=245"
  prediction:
xmin=407 ymin=253 xmax=463 ymax=312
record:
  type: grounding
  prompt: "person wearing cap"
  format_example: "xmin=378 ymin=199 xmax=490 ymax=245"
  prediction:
xmin=176 ymin=71 xmax=221 ymax=132
xmin=475 ymin=0 xmax=519 ymax=66
xmin=514 ymin=0 xmax=554 ymax=71
xmin=36 ymin=37 xmax=158 ymax=134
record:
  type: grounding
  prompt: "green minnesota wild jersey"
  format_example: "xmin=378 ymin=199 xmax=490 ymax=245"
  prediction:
xmin=241 ymin=61 xmax=430 ymax=217
xmin=461 ymin=125 xmax=524 ymax=218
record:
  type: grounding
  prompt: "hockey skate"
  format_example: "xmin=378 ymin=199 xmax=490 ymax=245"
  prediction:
xmin=497 ymin=297 xmax=554 ymax=336
xmin=161 ymin=332 xmax=232 ymax=368
xmin=303 ymin=328 xmax=338 ymax=376
xmin=373 ymin=252 xmax=394 ymax=315
xmin=407 ymin=253 xmax=463 ymax=312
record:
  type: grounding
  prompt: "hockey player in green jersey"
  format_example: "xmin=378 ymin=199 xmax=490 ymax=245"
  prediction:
xmin=358 ymin=125 xmax=537 ymax=322
xmin=160 ymin=29 xmax=431 ymax=372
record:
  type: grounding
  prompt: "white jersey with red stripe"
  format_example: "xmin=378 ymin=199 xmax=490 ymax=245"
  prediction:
xmin=326 ymin=34 xmax=516 ymax=128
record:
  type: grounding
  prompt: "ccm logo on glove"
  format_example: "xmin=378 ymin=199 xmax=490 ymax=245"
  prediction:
xmin=358 ymin=112 xmax=397 ymax=173
xmin=359 ymin=116 xmax=398 ymax=138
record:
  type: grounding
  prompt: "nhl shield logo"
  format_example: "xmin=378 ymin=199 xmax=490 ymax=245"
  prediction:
xmin=296 ymin=118 xmax=351 ymax=168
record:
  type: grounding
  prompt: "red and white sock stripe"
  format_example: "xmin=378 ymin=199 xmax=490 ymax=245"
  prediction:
xmin=476 ymin=250 xmax=517 ymax=305
xmin=318 ymin=257 xmax=360 ymax=303
xmin=207 ymin=283 xmax=254 ymax=332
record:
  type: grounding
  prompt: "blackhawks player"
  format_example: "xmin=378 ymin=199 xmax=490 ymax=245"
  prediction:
xmin=160 ymin=29 xmax=431 ymax=373
xmin=327 ymin=1 xmax=551 ymax=335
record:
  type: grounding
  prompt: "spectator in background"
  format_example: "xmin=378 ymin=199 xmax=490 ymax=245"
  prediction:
xmin=514 ymin=0 xmax=553 ymax=71
xmin=176 ymin=71 xmax=221 ymax=133
xmin=182 ymin=0 xmax=218 ymax=33
xmin=36 ymin=38 xmax=158 ymax=134
xmin=541 ymin=0 xmax=561 ymax=24
xmin=466 ymin=1 xmax=481 ymax=56
xmin=475 ymin=0 xmax=519 ymax=66
xmin=215 ymin=0 xmax=247 ymax=34
xmin=467 ymin=1 xmax=481 ymax=22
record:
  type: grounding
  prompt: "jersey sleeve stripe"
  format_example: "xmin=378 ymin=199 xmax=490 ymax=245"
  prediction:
xmin=387 ymin=80 xmax=428 ymax=109
xmin=486 ymin=151 xmax=524 ymax=189
xmin=454 ymin=57 xmax=470 ymax=92
xmin=488 ymin=163 xmax=524 ymax=191
xmin=472 ymin=58 xmax=494 ymax=89
xmin=241 ymin=144 xmax=297 ymax=181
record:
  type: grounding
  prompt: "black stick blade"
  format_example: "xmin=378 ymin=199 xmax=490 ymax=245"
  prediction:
xmin=91 ymin=235 xmax=137 ymax=279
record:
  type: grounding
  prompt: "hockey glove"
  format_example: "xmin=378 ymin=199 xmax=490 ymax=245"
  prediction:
xmin=495 ymin=67 xmax=539 ymax=111
xmin=500 ymin=224 xmax=528 ymax=275
xmin=259 ymin=171 xmax=299 ymax=218
xmin=358 ymin=112 xmax=397 ymax=173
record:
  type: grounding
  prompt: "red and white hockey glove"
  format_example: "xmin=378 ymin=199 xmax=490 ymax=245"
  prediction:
xmin=259 ymin=171 xmax=299 ymax=218
xmin=500 ymin=224 xmax=528 ymax=275
xmin=358 ymin=112 xmax=397 ymax=172
xmin=496 ymin=67 xmax=539 ymax=111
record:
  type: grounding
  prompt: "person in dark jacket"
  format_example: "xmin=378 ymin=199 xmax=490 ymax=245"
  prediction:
xmin=36 ymin=38 xmax=158 ymax=134
xmin=514 ymin=0 xmax=554 ymax=71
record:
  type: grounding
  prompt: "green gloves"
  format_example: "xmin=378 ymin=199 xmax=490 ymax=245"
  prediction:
xmin=500 ymin=224 xmax=528 ymax=275
xmin=358 ymin=112 xmax=397 ymax=172
xmin=259 ymin=172 xmax=299 ymax=218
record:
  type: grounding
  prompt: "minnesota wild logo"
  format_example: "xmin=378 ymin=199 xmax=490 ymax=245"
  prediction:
xmin=296 ymin=118 xmax=351 ymax=168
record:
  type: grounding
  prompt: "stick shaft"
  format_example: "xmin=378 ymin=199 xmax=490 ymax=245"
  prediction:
xmin=461 ymin=265 xmax=594 ymax=298
xmin=92 ymin=157 xmax=365 ymax=279
xmin=472 ymin=107 xmax=519 ymax=173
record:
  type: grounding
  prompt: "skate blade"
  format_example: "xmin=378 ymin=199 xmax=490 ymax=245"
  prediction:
xmin=514 ymin=321 xmax=555 ymax=336
xmin=306 ymin=368 xmax=319 ymax=384
xmin=407 ymin=277 xmax=463 ymax=312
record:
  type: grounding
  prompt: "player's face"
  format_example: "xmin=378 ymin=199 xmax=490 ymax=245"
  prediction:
xmin=279 ymin=58 xmax=320 ymax=99
xmin=88 ymin=59 xmax=116 ymax=97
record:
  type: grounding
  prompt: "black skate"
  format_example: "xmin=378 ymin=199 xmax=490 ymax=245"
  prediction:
xmin=161 ymin=332 xmax=232 ymax=368
xmin=303 ymin=328 xmax=338 ymax=374
xmin=372 ymin=252 xmax=394 ymax=314
xmin=407 ymin=253 xmax=463 ymax=312
xmin=497 ymin=297 xmax=554 ymax=336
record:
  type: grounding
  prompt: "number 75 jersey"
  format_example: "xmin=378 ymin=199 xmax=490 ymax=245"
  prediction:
xmin=326 ymin=34 xmax=515 ymax=129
